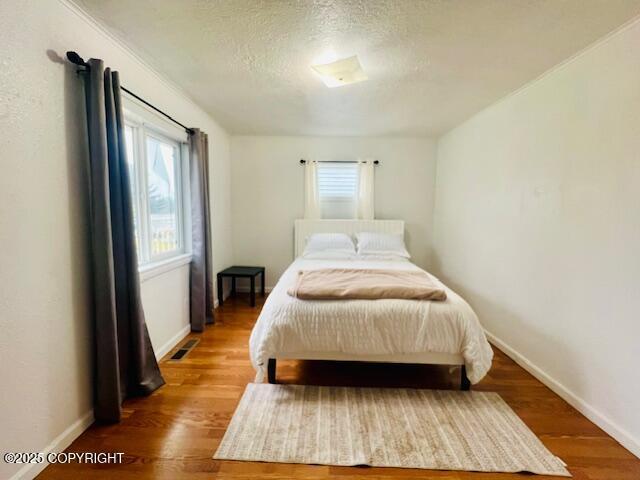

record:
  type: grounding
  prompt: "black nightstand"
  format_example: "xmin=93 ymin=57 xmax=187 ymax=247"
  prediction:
xmin=217 ymin=266 xmax=265 ymax=307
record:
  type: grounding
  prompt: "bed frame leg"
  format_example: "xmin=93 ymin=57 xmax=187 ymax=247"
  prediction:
xmin=267 ymin=358 xmax=276 ymax=384
xmin=461 ymin=365 xmax=471 ymax=391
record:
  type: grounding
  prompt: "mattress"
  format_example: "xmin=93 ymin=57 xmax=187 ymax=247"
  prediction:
xmin=249 ymin=257 xmax=493 ymax=384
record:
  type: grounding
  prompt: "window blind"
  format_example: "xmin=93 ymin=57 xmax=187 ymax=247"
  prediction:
xmin=317 ymin=162 xmax=359 ymax=218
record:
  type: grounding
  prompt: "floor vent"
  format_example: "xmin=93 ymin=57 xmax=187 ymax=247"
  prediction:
xmin=181 ymin=339 xmax=199 ymax=350
xmin=169 ymin=338 xmax=200 ymax=361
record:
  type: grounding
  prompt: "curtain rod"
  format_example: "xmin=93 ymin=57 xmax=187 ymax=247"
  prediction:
xmin=299 ymin=159 xmax=380 ymax=165
xmin=66 ymin=51 xmax=194 ymax=135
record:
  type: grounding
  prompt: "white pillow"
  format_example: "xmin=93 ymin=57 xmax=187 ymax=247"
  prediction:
xmin=355 ymin=232 xmax=410 ymax=258
xmin=355 ymin=253 xmax=410 ymax=262
xmin=303 ymin=250 xmax=356 ymax=260
xmin=302 ymin=233 xmax=356 ymax=258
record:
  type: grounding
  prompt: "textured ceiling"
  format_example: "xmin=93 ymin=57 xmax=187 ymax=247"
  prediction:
xmin=76 ymin=0 xmax=640 ymax=136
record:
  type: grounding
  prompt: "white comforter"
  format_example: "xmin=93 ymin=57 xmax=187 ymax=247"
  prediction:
xmin=249 ymin=258 xmax=493 ymax=384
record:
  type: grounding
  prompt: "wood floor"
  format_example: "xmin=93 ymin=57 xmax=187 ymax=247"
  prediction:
xmin=40 ymin=295 xmax=639 ymax=479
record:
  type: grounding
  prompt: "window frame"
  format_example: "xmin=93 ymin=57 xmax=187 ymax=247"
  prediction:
xmin=143 ymin=127 xmax=185 ymax=262
xmin=122 ymin=95 xmax=192 ymax=273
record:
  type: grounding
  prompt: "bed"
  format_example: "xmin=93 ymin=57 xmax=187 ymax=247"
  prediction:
xmin=249 ymin=219 xmax=493 ymax=389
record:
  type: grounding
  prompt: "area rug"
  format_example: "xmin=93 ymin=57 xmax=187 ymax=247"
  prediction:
xmin=214 ymin=383 xmax=570 ymax=476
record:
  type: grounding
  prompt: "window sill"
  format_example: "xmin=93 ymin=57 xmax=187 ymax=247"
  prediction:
xmin=139 ymin=253 xmax=192 ymax=283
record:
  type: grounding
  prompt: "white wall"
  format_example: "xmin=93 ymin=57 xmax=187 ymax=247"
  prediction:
xmin=0 ymin=1 xmax=233 ymax=478
xmin=433 ymin=19 xmax=640 ymax=457
xmin=230 ymin=136 xmax=437 ymax=286
xmin=140 ymin=264 xmax=191 ymax=360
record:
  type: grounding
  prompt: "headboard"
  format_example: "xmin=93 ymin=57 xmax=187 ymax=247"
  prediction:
xmin=294 ymin=219 xmax=405 ymax=257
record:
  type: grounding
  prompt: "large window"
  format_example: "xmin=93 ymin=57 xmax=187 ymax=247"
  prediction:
xmin=123 ymin=106 xmax=188 ymax=266
xmin=317 ymin=162 xmax=359 ymax=219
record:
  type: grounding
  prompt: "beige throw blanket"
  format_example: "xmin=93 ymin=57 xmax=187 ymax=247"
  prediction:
xmin=287 ymin=268 xmax=447 ymax=301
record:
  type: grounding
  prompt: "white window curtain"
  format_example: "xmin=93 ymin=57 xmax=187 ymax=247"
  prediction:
xmin=304 ymin=160 xmax=321 ymax=219
xmin=356 ymin=158 xmax=375 ymax=220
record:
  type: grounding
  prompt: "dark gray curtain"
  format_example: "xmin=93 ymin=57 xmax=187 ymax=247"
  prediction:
xmin=82 ymin=58 xmax=164 ymax=423
xmin=189 ymin=129 xmax=215 ymax=331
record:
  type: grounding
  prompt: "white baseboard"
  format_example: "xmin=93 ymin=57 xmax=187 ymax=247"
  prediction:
xmin=485 ymin=329 xmax=640 ymax=459
xmin=155 ymin=324 xmax=191 ymax=360
xmin=11 ymin=324 xmax=192 ymax=480
xmin=10 ymin=410 xmax=94 ymax=480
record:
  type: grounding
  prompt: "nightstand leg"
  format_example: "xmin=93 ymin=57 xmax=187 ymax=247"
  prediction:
xmin=250 ymin=276 xmax=256 ymax=307
xmin=217 ymin=274 xmax=223 ymax=307
xmin=261 ymin=270 xmax=265 ymax=296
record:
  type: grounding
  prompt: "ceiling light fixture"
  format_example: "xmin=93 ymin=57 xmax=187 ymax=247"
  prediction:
xmin=311 ymin=55 xmax=367 ymax=88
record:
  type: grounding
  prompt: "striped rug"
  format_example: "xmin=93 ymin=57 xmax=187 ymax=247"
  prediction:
xmin=214 ymin=383 xmax=570 ymax=476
